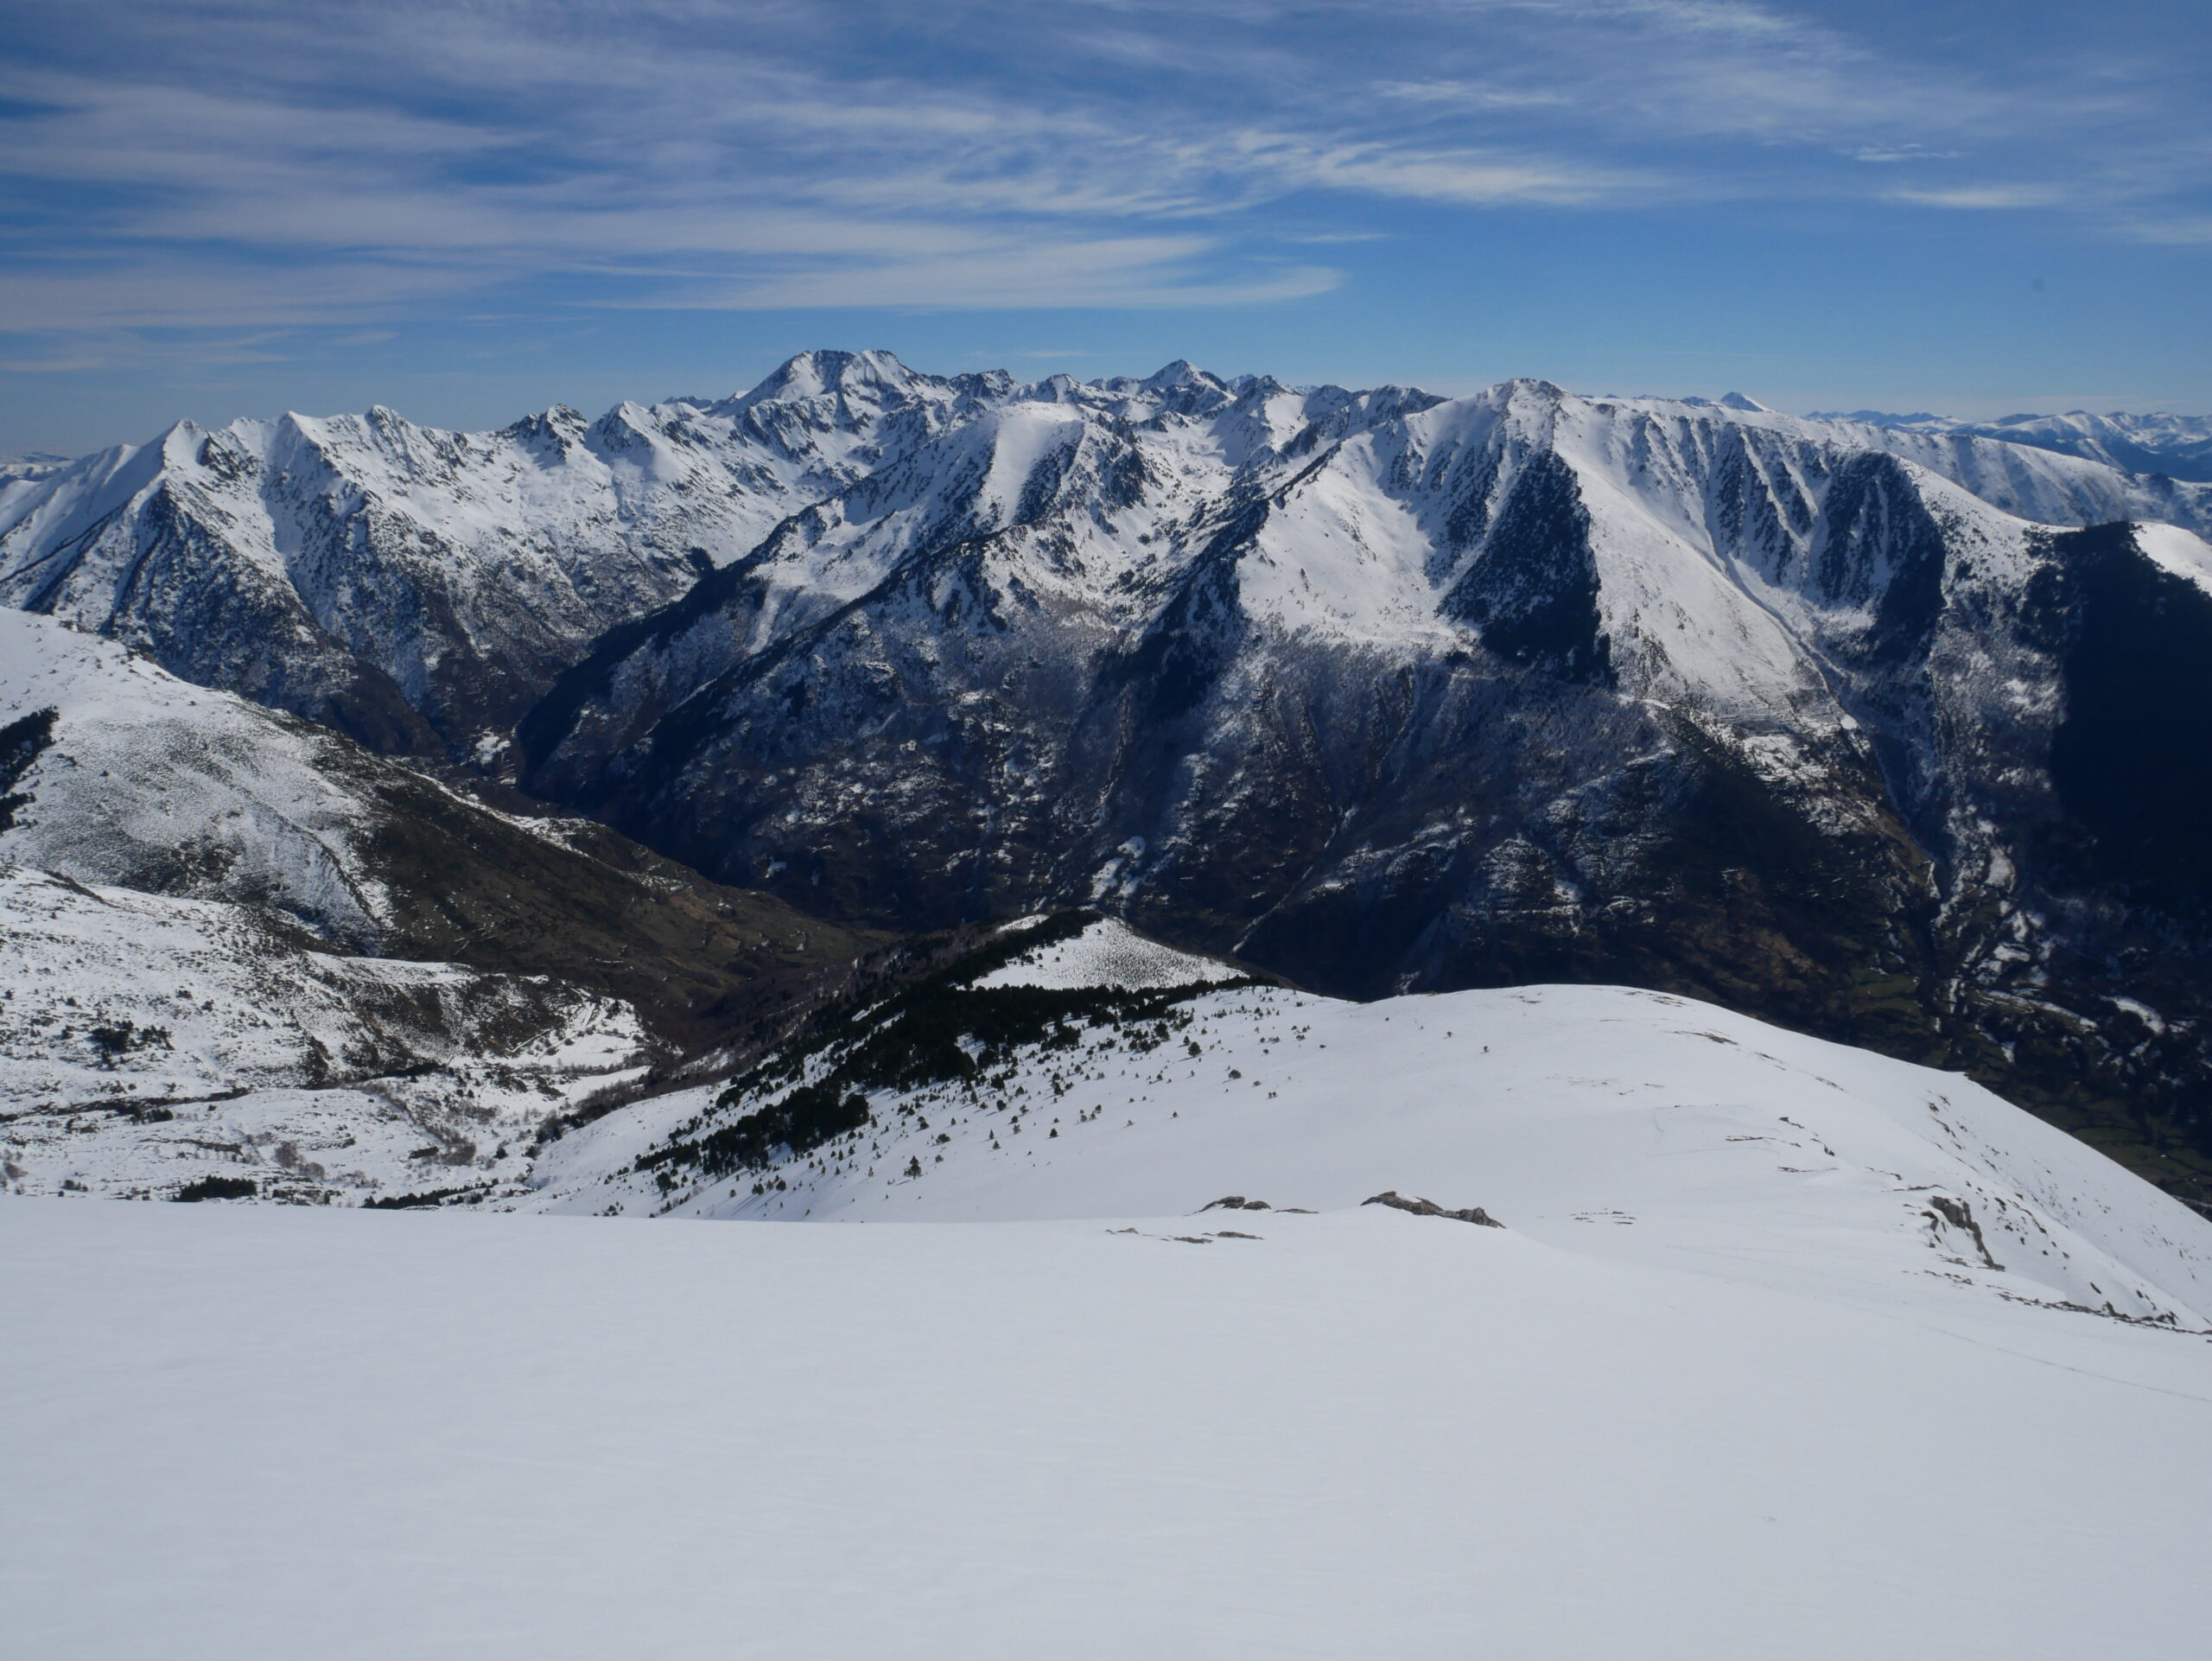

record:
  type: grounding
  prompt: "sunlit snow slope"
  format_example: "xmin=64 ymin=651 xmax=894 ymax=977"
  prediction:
xmin=5 ymin=939 xmax=2209 ymax=1660
xmin=532 ymin=920 xmax=2210 ymax=1333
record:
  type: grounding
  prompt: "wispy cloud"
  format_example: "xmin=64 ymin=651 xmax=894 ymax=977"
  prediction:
xmin=1889 ymin=183 xmax=2073 ymax=211
xmin=0 ymin=0 xmax=2204 ymax=351
xmin=2122 ymin=215 xmax=2212 ymax=246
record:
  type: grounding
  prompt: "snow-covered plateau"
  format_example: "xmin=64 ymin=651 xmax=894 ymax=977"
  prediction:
xmin=4 ymin=918 xmax=2209 ymax=1658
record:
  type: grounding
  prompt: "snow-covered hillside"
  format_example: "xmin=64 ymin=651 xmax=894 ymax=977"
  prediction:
xmin=529 ymin=918 xmax=2212 ymax=1329
xmin=0 ymin=608 xmax=902 ymax=1202
xmin=5 ymin=920 xmax=2208 ymax=1658
xmin=0 ymin=608 xmax=878 ymax=1040
xmin=0 ymin=866 xmax=647 ymax=1205
xmin=0 ymin=607 xmax=400 ymax=943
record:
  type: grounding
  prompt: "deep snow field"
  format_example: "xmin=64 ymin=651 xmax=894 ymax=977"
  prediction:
xmin=5 ymin=926 xmax=2211 ymax=1658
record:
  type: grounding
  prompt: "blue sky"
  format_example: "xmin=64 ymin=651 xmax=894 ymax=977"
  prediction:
xmin=2 ymin=0 xmax=2208 ymax=453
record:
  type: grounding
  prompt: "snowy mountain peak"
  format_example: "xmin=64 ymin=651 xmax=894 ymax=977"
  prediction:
xmin=501 ymin=404 xmax=591 ymax=445
xmin=736 ymin=347 xmax=929 ymax=410
xmin=1140 ymin=358 xmax=1218 ymax=390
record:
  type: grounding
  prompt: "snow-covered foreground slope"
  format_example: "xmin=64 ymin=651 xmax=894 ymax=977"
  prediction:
xmin=4 ymin=1155 xmax=2208 ymax=1658
xmin=8 ymin=920 xmax=2207 ymax=1654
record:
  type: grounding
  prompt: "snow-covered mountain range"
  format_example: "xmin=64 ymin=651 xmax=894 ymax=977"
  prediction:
xmin=6 ymin=355 xmax=2206 ymax=765
xmin=0 ymin=353 xmax=1006 ymax=754
xmin=1810 ymin=406 xmax=2212 ymax=483
xmin=10 ymin=352 xmax=2212 ymax=1202
xmin=496 ymin=358 xmax=2212 ymax=1207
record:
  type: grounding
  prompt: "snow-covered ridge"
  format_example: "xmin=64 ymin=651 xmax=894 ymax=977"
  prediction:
xmin=528 ymin=927 xmax=2211 ymax=1339
xmin=969 ymin=916 xmax=1245 ymax=991
xmin=10 ymin=352 xmax=2209 ymax=764
xmin=0 ymin=351 xmax=1008 ymax=753
xmin=1808 ymin=405 xmax=2212 ymax=483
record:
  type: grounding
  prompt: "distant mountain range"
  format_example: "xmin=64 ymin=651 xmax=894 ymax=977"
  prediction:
xmin=1805 ymin=407 xmax=2212 ymax=483
xmin=5 ymin=351 xmax=2212 ymax=1208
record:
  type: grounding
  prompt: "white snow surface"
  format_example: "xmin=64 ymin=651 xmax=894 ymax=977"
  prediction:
xmin=2133 ymin=521 xmax=2212 ymax=595
xmin=5 ymin=981 xmax=2209 ymax=1658
xmin=0 ymin=608 xmax=391 ymax=939
xmin=535 ymin=980 xmax=2212 ymax=1327
xmin=969 ymin=916 xmax=1244 ymax=990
